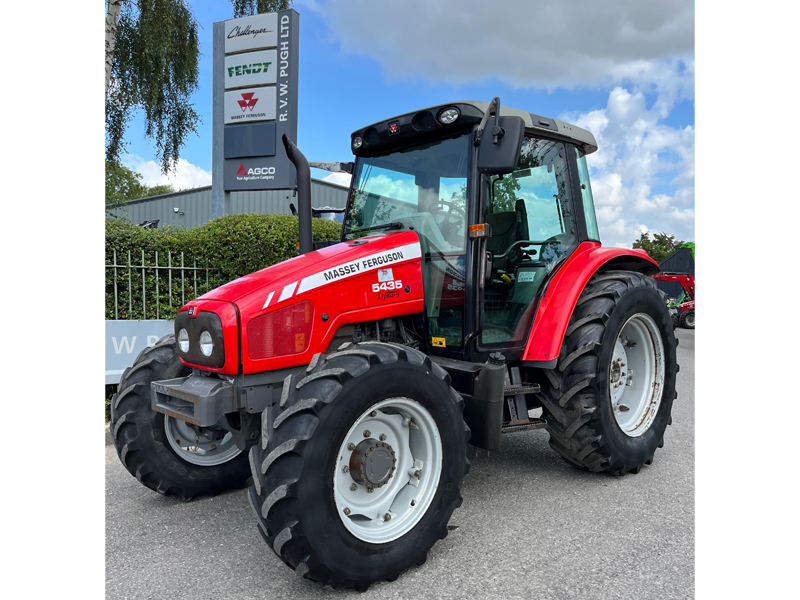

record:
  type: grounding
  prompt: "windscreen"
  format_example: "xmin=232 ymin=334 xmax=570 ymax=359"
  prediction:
xmin=344 ymin=133 xmax=471 ymax=253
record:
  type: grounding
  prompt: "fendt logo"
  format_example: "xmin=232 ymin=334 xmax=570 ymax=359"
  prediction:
xmin=237 ymin=92 xmax=259 ymax=112
xmin=236 ymin=163 xmax=276 ymax=181
xmin=228 ymin=62 xmax=272 ymax=78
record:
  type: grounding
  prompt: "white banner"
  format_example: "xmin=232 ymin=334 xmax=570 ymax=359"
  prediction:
xmin=224 ymin=13 xmax=278 ymax=54
xmin=224 ymin=49 xmax=277 ymax=89
xmin=224 ymin=87 xmax=276 ymax=124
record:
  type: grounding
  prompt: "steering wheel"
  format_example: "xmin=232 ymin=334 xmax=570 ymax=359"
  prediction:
xmin=434 ymin=200 xmax=467 ymax=242
xmin=494 ymin=240 xmax=539 ymax=261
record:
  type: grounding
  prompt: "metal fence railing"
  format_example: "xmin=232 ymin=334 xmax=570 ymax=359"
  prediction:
xmin=105 ymin=249 xmax=224 ymax=321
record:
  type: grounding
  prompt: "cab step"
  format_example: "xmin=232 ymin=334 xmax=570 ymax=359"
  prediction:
xmin=501 ymin=418 xmax=547 ymax=433
xmin=503 ymin=383 xmax=540 ymax=396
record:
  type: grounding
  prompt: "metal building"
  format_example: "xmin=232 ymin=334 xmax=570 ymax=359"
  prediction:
xmin=107 ymin=178 xmax=349 ymax=229
xmin=656 ymin=246 xmax=695 ymax=299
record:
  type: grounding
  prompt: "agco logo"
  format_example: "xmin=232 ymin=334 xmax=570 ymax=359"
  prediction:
xmin=237 ymin=164 xmax=276 ymax=177
xmin=237 ymin=92 xmax=258 ymax=112
xmin=227 ymin=62 xmax=272 ymax=78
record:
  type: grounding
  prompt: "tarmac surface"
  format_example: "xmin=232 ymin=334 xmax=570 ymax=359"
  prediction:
xmin=106 ymin=329 xmax=694 ymax=600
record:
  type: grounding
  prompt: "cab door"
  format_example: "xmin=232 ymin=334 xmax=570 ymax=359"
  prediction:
xmin=479 ymin=137 xmax=580 ymax=349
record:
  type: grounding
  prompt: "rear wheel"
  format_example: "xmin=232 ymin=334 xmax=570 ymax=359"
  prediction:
xmin=537 ymin=270 xmax=678 ymax=474
xmin=110 ymin=334 xmax=250 ymax=499
xmin=247 ymin=342 xmax=470 ymax=591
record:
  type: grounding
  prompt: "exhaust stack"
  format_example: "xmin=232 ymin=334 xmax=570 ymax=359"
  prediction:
xmin=282 ymin=134 xmax=313 ymax=255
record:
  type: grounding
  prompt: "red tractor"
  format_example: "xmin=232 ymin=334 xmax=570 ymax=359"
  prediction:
xmin=654 ymin=271 xmax=695 ymax=329
xmin=111 ymin=98 xmax=678 ymax=591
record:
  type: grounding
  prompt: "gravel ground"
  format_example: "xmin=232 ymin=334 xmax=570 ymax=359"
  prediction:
xmin=106 ymin=328 xmax=694 ymax=600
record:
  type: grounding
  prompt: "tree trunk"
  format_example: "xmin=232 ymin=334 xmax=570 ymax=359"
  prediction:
xmin=106 ymin=0 xmax=125 ymax=98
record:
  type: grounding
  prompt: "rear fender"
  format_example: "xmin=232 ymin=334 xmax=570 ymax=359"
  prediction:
xmin=522 ymin=242 xmax=659 ymax=364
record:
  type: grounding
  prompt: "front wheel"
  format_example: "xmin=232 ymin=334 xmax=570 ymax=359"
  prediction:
xmin=680 ymin=311 xmax=695 ymax=329
xmin=247 ymin=342 xmax=470 ymax=591
xmin=538 ymin=270 xmax=678 ymax=474
xmin=110 ymin=334 xmax=250 ymax=498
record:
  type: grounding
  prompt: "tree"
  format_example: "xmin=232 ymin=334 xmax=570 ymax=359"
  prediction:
xmin=106 ymin=161 xmax=175 ymax=212
xmin=633 ymin=231 xmax=686 ymax=264
xmin=230 ymin=0 xmax=291 ymax=18
xmin=105 ymin=0 xmax=201 ymax=174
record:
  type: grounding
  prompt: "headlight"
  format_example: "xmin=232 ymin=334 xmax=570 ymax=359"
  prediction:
xmin=199 ymin=330 xmax=214 ymax=356
xmin=178 ymin=328 xmax=190 ymax=352
xmin=352 ymin=136 xmax=363 ymax=149
xmin=438 ymin=107 xmax=460 ymax=125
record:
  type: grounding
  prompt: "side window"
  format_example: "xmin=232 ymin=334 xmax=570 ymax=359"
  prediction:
xmin=575 ymin=148 xmax=600 ymax=241
xmin=482 ymin=138 xmax=578 ymax=347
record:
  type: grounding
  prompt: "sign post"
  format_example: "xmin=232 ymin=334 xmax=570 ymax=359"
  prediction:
xmin=211 ymin=10 xmax=299 ymax=218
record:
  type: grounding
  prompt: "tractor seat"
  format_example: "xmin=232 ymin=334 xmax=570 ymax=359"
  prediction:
xmin=485 ymin=199 xmax=529 ymax=256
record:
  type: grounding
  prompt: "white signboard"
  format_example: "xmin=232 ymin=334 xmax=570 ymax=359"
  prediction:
xmin=224 ymin=49 xmax=277 ymax=89
xmin=224 ymin=86 xmax=276 ymax=124
xmin=224 ymin=13 xmax=278 ymax=54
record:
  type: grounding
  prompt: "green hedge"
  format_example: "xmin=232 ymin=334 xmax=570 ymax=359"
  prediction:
xmin=106 ymin=214 xmax=342 ymax=320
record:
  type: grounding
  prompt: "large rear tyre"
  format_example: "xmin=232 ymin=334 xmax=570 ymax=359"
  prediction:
xmin=110 ymin=334 xmax=250 ymax=499
xmin=247 ymin=342 xmax=470 ymax=591
xmin=537 ymin=270 xmax=678 ymax=475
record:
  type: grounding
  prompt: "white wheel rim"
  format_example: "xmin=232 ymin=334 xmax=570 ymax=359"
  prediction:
xmin=164 ymin=415 xmax=241 ymax=466
xmin=332 ymin=398 xmax=443 ymax=544
xmin=609 ymin=313 xmax=665 ymax=437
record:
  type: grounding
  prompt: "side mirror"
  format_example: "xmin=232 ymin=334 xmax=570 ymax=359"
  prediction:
xmin=477 ymin=115 xmax=525 ymax=175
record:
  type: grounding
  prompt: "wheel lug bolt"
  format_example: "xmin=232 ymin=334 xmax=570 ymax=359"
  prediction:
xmin=342 ymin=465 xmax=349 ymax=473
xmin=379 ymin=434 xmax=387 ymax=441
xmin=344 ymin=508 xmax=351 ymax=515
xmin=363 ymin=429 xmax=371 ymax=437
xmin=384 ymin=513 xmax=391 ymax=521
xmin=414 ymin=470 xmax=421 ymax=478
xmin=367 ymin=487 xmax=374 ymax=493
xmin=350 ymin=483 xmax=357 ymax=491
xmin=370 ymin=411 xmax=377 ymax=417
xmin=348 ymin=443 xmax=355 ymax=450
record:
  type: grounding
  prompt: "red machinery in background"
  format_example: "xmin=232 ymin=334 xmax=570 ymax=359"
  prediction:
xmin=654 ymin=272 xmax=695 ymax=329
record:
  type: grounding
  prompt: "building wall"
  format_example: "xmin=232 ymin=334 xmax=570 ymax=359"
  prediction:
xmin=656 ymin=247 xmax=695 ymax=299
xmin=107 ymin=179 xmax=349 ymax=229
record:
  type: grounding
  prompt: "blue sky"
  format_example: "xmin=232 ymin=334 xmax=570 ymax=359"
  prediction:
xmin=121 ymin=0 xmax=695 ymax=248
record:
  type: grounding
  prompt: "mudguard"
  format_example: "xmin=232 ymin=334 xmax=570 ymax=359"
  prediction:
xmin=522 ymin=242 xmax=659 ymax=364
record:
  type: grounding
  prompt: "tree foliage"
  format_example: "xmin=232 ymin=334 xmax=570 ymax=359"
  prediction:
xmin=230 ymin=0 xmax=291 ymax=18
xmin=106 ymin=0 xmax=200 ymax=173
xmin=633 ymin=231 xmax=686 ymax=264
xmin=106 ymin=161 xmax=175 ymax=211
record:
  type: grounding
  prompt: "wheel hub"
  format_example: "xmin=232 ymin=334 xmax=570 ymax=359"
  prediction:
xmin=349 ymin=438 xmax=396 ymax=489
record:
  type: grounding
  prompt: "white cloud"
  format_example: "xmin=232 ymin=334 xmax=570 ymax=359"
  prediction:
xmin=322 ymin=172 xmax=352 ymax=187
xmin=562 ymin=69 xmax=695 ymax=247
xmin=122 ymin=155 xmax=212 ymax=191
xmin=298 ymin=0 xmax=693 ymax=89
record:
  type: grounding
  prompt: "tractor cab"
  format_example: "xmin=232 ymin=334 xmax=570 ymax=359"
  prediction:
xmin=344 ymin=99 xmax=601 ymax=363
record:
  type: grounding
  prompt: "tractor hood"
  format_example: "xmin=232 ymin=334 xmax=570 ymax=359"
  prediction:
xmin=197 ymin=230 xmax=422 ymax=309
xmin=180 ymin=229 xmax=425 ymax=374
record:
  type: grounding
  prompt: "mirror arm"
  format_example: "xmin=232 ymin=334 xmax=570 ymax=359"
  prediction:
xmin=474 ymin=96 xmax=504 ymax=146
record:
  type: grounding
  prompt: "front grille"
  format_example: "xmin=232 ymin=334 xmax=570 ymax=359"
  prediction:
xmin=174 ymin=310 xmax=226 ymax=368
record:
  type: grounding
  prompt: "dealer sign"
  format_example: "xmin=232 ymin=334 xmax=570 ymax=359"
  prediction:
xmin=224 ymin=86 xmax=276 ymax=123
xmin=224 ymin=13 xmax=278 ymax=54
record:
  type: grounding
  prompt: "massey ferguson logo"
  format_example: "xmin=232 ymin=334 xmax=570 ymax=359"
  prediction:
xmin=236 ymin=163 xmax=276 ymax=180
xmin=237 ymin=92 xmax=258 ymax=111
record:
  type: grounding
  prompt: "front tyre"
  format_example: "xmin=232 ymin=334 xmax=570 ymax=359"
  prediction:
xmin=247 ymin=342 xmax=470 ymax=591
xmin=680 ymin=310 xmax=695 ymax=329
xmin=538 ymin=270 xmax=678 ymax=474
xmin=110 ymin=334 xmax=250 ymax=499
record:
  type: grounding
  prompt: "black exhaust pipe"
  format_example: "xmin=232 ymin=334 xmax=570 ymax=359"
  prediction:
xmin=282 ymin=134 xmax=313 ymax=255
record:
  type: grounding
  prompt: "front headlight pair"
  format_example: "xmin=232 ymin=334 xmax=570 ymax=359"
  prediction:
xmin=178 ymin=328 xmax=214 ymax=356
